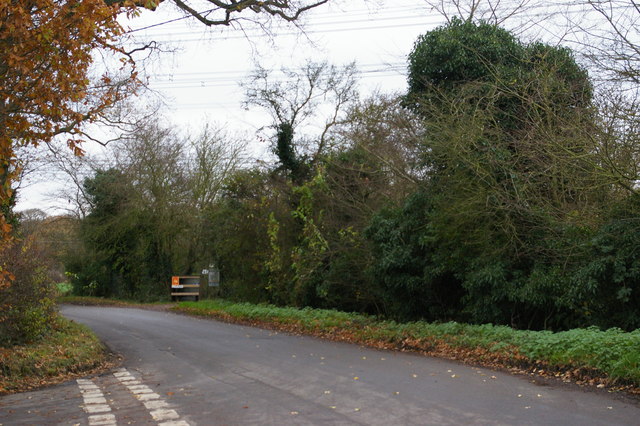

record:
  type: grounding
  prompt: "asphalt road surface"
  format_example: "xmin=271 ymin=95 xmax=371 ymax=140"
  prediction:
xmin=1 ymin=305 xmax=639 ymax=425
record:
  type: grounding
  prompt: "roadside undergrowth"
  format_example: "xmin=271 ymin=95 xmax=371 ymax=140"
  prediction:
xmin=172 ymin=299 xmax=640 ymax=395
xmin=0 ymin=316 xmax=116 ymax=395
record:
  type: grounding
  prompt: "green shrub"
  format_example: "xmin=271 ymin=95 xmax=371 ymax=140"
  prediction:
xmin=570 ymin=213 xmax=640 ymax=330
xmin=0 ymin=316 xmax=108 ymax=394
xmin=0 ymin=238 xmax=57 ymax=345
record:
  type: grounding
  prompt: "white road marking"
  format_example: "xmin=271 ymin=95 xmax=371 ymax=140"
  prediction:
xmin=89 ymin=413 xmax=117 ymax=425
xmin=84 ymin=404 xmax=111 ymax=414
xmin=150 ymin=409 xmax=180 ymax=421
xmin=115 ymin=369 xmax=190 ymax=425
xmin=76 ymin=379 xmax=116 ymax=426
xmin=131 ymin=387 xmax=155 ymax=394
xmin=79 ymin=385 xmax=100 ymax=391
xmin=144 ymin=400 xmax=170 ymax=410
xmin=84 ymin=396 xmax=108 ymax=404
xmin=136 ymin=392 xmax=162 ymax=401
xmin=128 ymin=384 xmax=152 ymax=391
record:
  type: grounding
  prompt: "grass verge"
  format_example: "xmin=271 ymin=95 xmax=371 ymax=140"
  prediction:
xmin=173 ymin=299 xmax=640 ymax=393
xmin=0 ymin=316 xmax=115 ymax=395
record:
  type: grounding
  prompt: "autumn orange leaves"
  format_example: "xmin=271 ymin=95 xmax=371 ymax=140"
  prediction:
xmin=0 ymin=0 xmax=140 ymax=287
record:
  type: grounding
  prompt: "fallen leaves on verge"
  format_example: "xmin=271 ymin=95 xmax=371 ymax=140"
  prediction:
xmin=0 ymin=333 xmax=120 ymax=396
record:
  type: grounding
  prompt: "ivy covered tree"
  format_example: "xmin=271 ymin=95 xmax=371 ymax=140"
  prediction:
xmin=243 ymin=60 xmax=358 ymax=183
xmin=407 ymin=17 xmax=592 ymax=122
xmin=407 ymin=17 xmax=523 ymax=97
xmin=370 ymin=19 xmax=608 ymax=328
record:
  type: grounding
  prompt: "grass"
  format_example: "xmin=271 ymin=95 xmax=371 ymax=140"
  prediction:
xmin=0 ymin=316 xmax=114 ymax=395
xmin=173 ymin=299 xmax=640 ymax=390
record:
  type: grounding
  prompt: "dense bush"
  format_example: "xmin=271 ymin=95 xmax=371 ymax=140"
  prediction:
xmin=570 ymin=200 xmax=640 ymax=330
xmin=366 ymin=191 xmax=464 ymax=322
xmin=363 ymin=18 xmax=612 ymax=330
xmin=0 ymin=238 xmax=57 ymax=345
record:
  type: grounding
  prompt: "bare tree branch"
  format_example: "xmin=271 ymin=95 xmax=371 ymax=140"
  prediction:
xmin=168 ymin=0 xmax=329 ymax=27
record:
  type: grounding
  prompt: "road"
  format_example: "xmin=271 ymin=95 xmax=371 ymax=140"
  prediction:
xmin=1 ymin=305 xmax=639 ymax=425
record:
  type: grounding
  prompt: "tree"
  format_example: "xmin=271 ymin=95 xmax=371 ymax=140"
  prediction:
xmin=407 ymin=17 xmax=524 ymax=98
xmin=0 ymin=0 xmax=142 ymax=288
xmin=164 ymin=0 xmax=330 ymax=26
xmin=370 ymin=19 xmax=611 ymax=327
xmin=299 ymin=95 xmax=423 ymax=313
xmin=573 ymin=1 xmax=640 ymax=196
xmin=66 ymin=119 xmax=247 ymax=298
xmin=1 ymin=0 xmax=333 ymax=291
xmin=0 ymin=0 xmax=333 ymax=338
xmin=244 ymin=60 xmax=358 ymax=182
xmin=423 ymin=0 xmax=544 ymax=28
xmin=578 ymin=0 xmax=640 ymax=85
xmin=407 ymin=17 xmax=592 ymax=118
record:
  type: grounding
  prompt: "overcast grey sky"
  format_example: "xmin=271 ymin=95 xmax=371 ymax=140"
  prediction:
xmin=16 ymin=0 xmax=611 ymax=213
xmin=126 ymin=1 xmax=438 ymax=127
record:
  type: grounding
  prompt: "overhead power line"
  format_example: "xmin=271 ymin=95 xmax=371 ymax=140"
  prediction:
xmin=148 ymin=66 xmax=406 ymax=90
xmin=125 ymin=4 xmax=427 ymax=34
xmin=149 ymin=61 xmax=406 ymax=80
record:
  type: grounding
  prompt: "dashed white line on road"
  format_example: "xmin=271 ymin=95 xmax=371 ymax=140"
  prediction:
xmin=84 ymin=404 xmax=112 ymax=414
xmin=84 ymin=396 xmax=107 ymax=404
xmin=150 ymin=408 xmax=180 ymax=421
xmin=136 ymin=392 xmax=163 ymax=401
xmin=114 ymin=368 xmax=190 ymax=425
xmin=129 ymin=385 xmax=154 ymax=393
xmin=144 ymin=399 xmax=170 ymax=410
xmin=89 ymin=413 xmax=117 ymax=425
xmin=77 ymin=379 xmax=116 ymax=426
